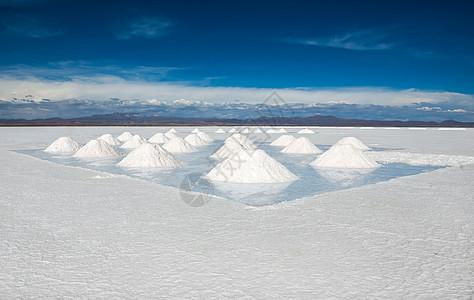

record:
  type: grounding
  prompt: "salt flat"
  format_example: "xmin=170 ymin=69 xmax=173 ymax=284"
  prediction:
xmin=0 ymin=127 xmax=473 ymax=298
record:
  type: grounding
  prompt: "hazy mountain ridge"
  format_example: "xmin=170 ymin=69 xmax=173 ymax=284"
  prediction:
xmin=1 ymin=112 xmax=473 ymax=127
xmin=1 ymin=97 xmax=473 ymax=122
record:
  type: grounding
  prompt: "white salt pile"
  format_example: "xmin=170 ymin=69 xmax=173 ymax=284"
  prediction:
xmin=120 ymin=135 xmax=149 ymax=149
xmin=211 ymin=138 xmax=252 ymax=160
xmin=117 ymin=131 xmax=133 ymax=142
xmin=184 ymin=134 xmax=208 ymax=146
xmin=228 ymin=128 xmax=237 ymax=133
xmin=298 ymin=129 xmax=315 ymax=134
xmin=253 ymin=128 xmax=263 ymax=133
xmin=98 ymin=133 xmax=122 ymax=146
xmin=270 ymin=135 xmax=296 ymax=147
xmin=168 ymin=128 xmax=178 ymax=133
xmin=196 ymin=131 xmax=214 ymax=143
xmin=191 ymin=128 xmax=200 ymax=133
xmin=148 ymin=133 xmax=169 ymax=144
xmin=163 ymin=137 xmax=198 ymax=153
xmin=117 ymin=144 xmax=182 ymax=168
xmin=44 ymin=136 xmax=81 ymax=153
xmin=224 ymin=133 xmax=256 ymax=148
xmin=241 ymin=128 xmax=251 ymax=133
xmin=278 ymin=129 xmax=288 ymax=133
xmin=334 ymin=137 xmax=370 ymax=150
xmin=310 ymin=144 xmax=380 ymax=169
xmin=165 ymin=131 xmax=179 ymax=139
xmin=73 ymin=139 xmax=122 ymax=158
xmin=204 ymin=149 xmax=298 ymax=183
xmin=266 ymin=129 xmax=278 ymax=133
xmin=215 ymin=128 xmax=226 ymax=133
xmin=281 ymin=137 xmax=322 ymax=154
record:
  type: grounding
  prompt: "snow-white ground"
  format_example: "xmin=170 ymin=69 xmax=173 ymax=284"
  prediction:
xmin=1 ymin=126 xmax=473 ymax=298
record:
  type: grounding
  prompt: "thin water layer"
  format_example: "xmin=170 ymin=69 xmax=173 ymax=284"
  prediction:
xmin=17 ymin=142 xmax=442 ymax=206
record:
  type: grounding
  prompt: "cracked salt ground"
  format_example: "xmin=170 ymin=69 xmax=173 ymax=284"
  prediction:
xmin=1 ymin=127 xmax=474 ymax=298
xmin=20 ymin=141 xmax=441 ymax=206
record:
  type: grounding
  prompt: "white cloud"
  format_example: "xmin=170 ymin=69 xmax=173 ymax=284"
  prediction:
xmin=0 ymin=75 xmax=472 ymax=108
xmin=114 ymin=17 xmax=172 ymax=40
xmin=416 ymin=106 xmax=442 ymax=111
xmin=447 ymin=108 xmax=469 ymax=113
xmin=287 ymin=30 xmax=393 ymax=51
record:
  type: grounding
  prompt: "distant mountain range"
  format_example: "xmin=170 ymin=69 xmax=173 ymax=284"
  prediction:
xmin=1 ymin=97 xmax=473 ymax=122
xmin=1 ymin=112 xmax=473 ymax=127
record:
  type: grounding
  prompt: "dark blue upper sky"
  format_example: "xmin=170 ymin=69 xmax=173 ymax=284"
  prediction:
xmin=0 ymin=0 xmax=473 ymax=120
xmin=1 ymin=0 xmax=473 ymax=91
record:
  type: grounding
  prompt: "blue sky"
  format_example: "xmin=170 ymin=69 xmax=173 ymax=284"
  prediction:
xmin=0 ymin=0 xmax=473 ymax=120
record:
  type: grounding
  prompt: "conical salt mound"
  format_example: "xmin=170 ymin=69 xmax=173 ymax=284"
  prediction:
xmin=281 ymin=137 xmax=322 ymax=154
xmin=211 ymin=138 xmax=254 ymax=160
xmin=224 ymin=133 xmax=256 ymax=149
xmin=253 ymin=128 xmax=263 ymax=133
xmin=44 ymin=136 xmax=81 ymax=153
xmin=117 ymin=144 xmax=182 ymax=168
xmin=149 ymin=133 xmax=169 ymax=144
xmin=278 ymin=129 xmax=287 ymax=133
xmin=228 ymin=128 xmax=237 ymax=133
xmin=266 ymin=129 xmax=278 ymax=133
xmin=191 ymin=128 xmax=200 ymax=133
xmin=241 ymin=128 xmax=251 ymax=133
xmin=165 ymin=131 xmax=179 ymax=139
xmin=196 ymin=131 xmax=214 ymax=142
xmin=168 ymin=128 xmax=177 ymax=133
xmin=98 ymin=133 xmax=121 ymax=146
xmin=163 ymin=137 xmax=198 ymax=153
xmin=298 ymin=129 xmax=315 ymax=134
xmin=215 ymin=128 xmax=226 ymax=133
xmin=310 ymin=144 xmax=380 ymax=169
xmin=185 ymin=134 xmax=208 ymax=146
xmin=270 ymin=135 xmax=296 ymax=147
xmin=120 ymin=135 xmax=148 ymax=149
xmin=73 ymin=139 xmax=122 ymax=158
xmin=204 ymin=149 xmax=298 ymax=183
xmin=117 ymin=131 xmax=133 ymax=142
xmin=334 ymin=137 xmax=370 ymax=150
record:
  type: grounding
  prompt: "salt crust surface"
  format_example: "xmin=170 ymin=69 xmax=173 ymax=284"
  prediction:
xmin=1 ymin=127 xmax=473 ymax=298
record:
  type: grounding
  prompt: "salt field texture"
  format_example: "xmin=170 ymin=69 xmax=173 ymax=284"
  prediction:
xmin=1 ymin=126 xmax=474 ymax=298
xmin=23 ymin=130 xmax=445 ymax=205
